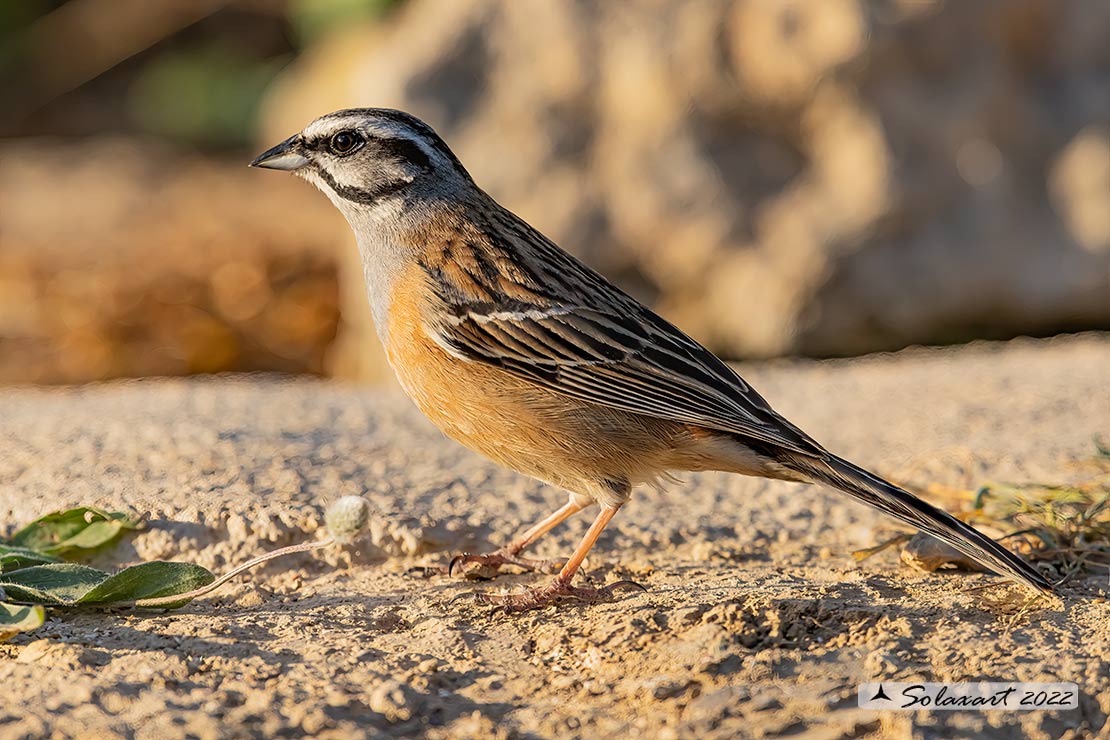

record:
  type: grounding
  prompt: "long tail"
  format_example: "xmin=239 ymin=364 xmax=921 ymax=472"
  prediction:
xmin=784 ymin=453 xmax=1054 ymax=593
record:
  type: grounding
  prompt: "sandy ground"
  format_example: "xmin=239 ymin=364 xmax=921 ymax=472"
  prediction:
xmin=1 ymin=334 xmax=1108 ymax=739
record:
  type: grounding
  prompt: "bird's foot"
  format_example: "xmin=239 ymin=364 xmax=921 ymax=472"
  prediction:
xmin=448 ymin=550 xmax=567 ymax=580
xmin=475 ymin=577 xmax=646 ymax=614
xmin=411 ymin=549 xmax=566 ymax=580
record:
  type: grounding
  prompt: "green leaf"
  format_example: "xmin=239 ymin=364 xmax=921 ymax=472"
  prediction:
xmin=0 ymin=563 xmax=108 ymax=604
xmin=9 ymin=507 xmax=108 ymax=548
xmin=78 ymin=562 xmax=214 ymax=607
xmin=0 ymin=602 xmax=45 ymax=642
xmin=0 ymin=561 xmax=214 ymax=609
xmin=0 ymin=544 xmax=61 ymax=572
xmin=7 ymin=507 xmax=141 ymax=557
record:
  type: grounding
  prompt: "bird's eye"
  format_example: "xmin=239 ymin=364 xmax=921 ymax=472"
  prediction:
xmin=329 ymin=130 xmax=363 ymax=155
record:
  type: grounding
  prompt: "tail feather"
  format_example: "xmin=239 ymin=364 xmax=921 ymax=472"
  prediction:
xmin=787 ymin=453 xmax=1054 ymax=593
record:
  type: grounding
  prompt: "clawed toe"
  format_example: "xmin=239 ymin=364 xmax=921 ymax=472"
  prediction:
xmin=419 ymin=505 xmax=635 ymax=610
xmin=442 ymin=550 xmax=566 ymax=580
xmin=407 ymin=564 xmax=444 ymax=579
xmin=476 ymin=578 xmax=646 ymax=613
xmin=410 ymin=550 xmax=566 ymax=580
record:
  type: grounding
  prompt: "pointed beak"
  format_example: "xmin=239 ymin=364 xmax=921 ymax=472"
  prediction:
xmin=249 ymin=135 xmax=310 ymax=171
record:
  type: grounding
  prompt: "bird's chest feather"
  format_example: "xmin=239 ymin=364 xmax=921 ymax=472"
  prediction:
xmin=384 ymin=265 xmax=520 ymax=442
xmin=380 ymin=262 xmax=694 ymax=496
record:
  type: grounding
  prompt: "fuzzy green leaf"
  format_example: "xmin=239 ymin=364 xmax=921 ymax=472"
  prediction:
xmin=78 ymin=562 xmax=214 ymax=606
xmin=0 ymin=561 xmax=214 ymax=609
xmin=0 ymin=563 xmax=109 ymax=605
xmin=0 ymin=545 xmax=62 ymax=573
xmin=8 ymin=507 xmax=141 ymax=557
xmin=0 ymin=602 xmax=45 ymax=642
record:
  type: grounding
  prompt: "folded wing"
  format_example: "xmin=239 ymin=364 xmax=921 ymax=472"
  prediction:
xmin=425 ymin=301 xmax=824 ymax=458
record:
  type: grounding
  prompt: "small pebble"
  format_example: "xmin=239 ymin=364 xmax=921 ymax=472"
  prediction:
xmin=325 ymin=495 xmax=372 ymax=543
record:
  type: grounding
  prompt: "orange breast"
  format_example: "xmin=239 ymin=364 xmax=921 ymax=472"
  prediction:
xmin=383 ymin=263 xmax=686 ymax=495
xmin=384 ymin=264 xmax=575 ymax=485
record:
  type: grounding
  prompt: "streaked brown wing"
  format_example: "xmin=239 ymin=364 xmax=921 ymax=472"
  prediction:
xmin=424 ymin=302 xmax=825 ymax=458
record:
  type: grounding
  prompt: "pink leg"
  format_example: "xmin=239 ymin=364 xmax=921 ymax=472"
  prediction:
xmin=476 ymin=504 xmax=645 ymax=612
xmin=444 ymin=498 xmax=592 ymax=580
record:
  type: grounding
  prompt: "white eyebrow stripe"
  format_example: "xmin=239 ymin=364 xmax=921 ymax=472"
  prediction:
xmin=446 ymin=306 xmax=577 ymax=325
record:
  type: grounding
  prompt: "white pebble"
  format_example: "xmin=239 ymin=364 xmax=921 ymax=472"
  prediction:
xmin=325 ymin=495 xmax=372 ymax=543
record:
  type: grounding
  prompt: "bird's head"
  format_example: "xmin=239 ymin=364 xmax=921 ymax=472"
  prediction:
xmin=250 ymin=108 xmax=473 ymax=221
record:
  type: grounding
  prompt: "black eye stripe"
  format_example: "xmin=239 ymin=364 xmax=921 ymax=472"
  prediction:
xmin=307 ymin=133 xmax=432 ymax=170
xmin=307 ymin=108 xmax=473 ymax=180
xmin=375 ymin=137 xmax=431 ymax=170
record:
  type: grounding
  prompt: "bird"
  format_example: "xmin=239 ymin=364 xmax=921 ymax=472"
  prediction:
xmin=251 ymin=108 xmax=1053 ymax=612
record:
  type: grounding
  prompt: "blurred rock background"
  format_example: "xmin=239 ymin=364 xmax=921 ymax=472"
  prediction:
xmin=1 ymin=0 xmax=1107 ymax=385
